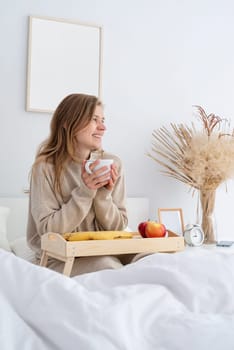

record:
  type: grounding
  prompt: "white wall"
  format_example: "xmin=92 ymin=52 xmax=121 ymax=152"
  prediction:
xmin=1 ymin=0 xmax=234 ymax=239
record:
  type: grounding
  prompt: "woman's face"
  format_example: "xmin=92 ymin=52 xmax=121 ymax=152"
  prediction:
xmin=75 ymin=104 xmax=106 ymax=157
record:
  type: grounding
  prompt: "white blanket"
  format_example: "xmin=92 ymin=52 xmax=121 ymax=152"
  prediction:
xmin=1 ymin=247 xmax=234 ymax=350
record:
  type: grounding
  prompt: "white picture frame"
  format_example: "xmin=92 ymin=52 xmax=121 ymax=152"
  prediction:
xmin=158 ymin=208 xmax=184 ymax=236
xmin=26 ymin=15 xmax=102 ymax=113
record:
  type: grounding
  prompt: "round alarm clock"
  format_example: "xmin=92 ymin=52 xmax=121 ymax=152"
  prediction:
xmin=183 ymin=224 xmax=204 ymax=246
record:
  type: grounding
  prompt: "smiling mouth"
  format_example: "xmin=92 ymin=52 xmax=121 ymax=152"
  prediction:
xmin=93 ymin=134 xmax=102 ymax=139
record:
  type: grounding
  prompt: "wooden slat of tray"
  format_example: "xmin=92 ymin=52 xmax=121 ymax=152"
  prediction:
xmin=41 ymin=231 xmax=184 ymax=258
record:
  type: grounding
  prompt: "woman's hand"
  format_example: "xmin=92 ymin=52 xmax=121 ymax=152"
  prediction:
xmin=104 ymin=164 xmax=118 ymax=191
xmin=82 ymin=160 xmax=111 ymax=190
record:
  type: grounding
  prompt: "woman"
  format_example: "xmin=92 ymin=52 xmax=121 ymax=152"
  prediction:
xmin=27 ymin=93 xmax=132 ymax=276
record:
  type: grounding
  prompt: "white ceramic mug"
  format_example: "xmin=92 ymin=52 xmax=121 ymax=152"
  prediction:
xmin=85 ymin=159 xmax=113 ymax=177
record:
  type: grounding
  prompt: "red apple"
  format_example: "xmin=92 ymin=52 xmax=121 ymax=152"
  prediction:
xmin=138 ymin=221 xmax=148 ymax=238
xmin=145 ymin=221 xmax=166 ymax=238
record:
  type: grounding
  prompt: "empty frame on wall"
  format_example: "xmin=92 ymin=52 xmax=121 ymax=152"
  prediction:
xmin=26 ymin=16 xmax=102 ymax=113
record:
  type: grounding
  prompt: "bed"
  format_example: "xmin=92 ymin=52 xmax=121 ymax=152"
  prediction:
xmin=1 ymin=197 xmax=234 ymax=349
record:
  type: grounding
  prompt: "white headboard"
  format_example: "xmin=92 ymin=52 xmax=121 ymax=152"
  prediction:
xmin=0 ymin=197 xmax=29 ymax=242
xmin=0 ymin=196 xmax=149 ymax=242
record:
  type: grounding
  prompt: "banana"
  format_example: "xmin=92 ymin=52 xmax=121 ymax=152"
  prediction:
xmin=62 ymin=231 xmax=133 ymax=241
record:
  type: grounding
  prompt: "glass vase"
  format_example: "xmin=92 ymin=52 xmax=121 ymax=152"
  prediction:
xmin=199 ymin=189 xmax=217 ymax=244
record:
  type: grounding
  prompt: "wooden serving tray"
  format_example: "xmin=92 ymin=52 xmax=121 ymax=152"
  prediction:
xmin=40 ymin=231 xmax=184 ymax=276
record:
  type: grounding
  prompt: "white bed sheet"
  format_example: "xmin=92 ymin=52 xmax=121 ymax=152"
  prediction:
xmin=1 ymin=247 xmax=234 ymax=350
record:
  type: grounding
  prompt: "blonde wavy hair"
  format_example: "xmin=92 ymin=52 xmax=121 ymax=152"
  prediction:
xmin=32 ymin=93 xmax=102 ymax=196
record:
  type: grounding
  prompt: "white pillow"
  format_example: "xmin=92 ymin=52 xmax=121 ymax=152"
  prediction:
xmin=10 ymin=237 xmax=36 ymax=263
xmin=0 ymin=206 xmax=11 ymax=252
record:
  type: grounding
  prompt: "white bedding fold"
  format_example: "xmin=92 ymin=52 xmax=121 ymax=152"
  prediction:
xmin=1 ymin=247 xmax=234 ymax=350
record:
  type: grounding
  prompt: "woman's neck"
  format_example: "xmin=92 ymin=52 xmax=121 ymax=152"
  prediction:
xmin=76 ymin=150 xmax=91 ymax=160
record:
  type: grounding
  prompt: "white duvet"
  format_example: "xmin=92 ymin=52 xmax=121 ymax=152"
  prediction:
xmin=1 ymin=247 xmax=234 ymax=350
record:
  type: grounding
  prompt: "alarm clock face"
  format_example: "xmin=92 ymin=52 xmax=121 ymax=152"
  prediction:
xmin=190 ymin=227 xmax=204 ymax=246
xmin=184 ymin=224 xmax=204 ymax=246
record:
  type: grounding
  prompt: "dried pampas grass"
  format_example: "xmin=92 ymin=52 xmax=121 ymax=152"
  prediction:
xmin=149 ymin=106 xmax=234 ymax=243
